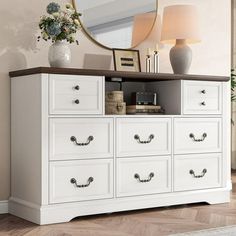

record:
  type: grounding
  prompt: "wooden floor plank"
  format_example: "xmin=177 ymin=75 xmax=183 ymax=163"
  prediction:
xmin=0 ymin=173 xmax=235 ymax=236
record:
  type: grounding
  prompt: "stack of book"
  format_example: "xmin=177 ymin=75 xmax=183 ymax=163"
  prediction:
xmin=126 ymin=105 xmax=164 ymax=115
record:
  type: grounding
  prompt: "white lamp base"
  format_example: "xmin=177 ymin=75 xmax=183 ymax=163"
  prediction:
xmin=170 ymin=39 xmax=192 ymax=74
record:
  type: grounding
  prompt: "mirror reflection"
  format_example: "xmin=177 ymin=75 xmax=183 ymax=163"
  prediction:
xmin=74 ymin=0 xmax=157 ymax=49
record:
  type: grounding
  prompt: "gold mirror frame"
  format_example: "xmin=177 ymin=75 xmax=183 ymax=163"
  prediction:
xmin=72 ymin=0 xmax=158 ymax=50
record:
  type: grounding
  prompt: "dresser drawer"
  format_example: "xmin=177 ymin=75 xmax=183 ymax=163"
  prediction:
xmin=174 ymin=118 xmax=221 ymax=154
xmin=117 ymin=156 xmax=171 ymax=197
xmin=182 ymin=81 xmax=222 ymax=114
xmin=117 ymin=118 xmax=171 ymax=157
xmin=49 ymin=74 xmax=103 ymax=115
xmin=174 ymin=154 xmax=222 ymax=192
xmin=49 ymin=159 xmax=113 ymax=203
xmin=49 ymin=118 xmax=113 ymax=160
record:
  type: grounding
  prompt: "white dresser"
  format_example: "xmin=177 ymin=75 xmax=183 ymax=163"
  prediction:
xmin=9 ymin=68 xmax=231 ymax=225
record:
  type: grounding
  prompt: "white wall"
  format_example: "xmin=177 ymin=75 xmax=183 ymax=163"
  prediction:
xmin=0 ymin=0 xmax=231 ymax=201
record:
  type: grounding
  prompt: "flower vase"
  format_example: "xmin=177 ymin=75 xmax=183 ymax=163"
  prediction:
xmin=48 ymin=41 xmax=71 ymax=68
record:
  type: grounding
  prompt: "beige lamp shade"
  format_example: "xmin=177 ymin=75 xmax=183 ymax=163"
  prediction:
xmin=161 ymin=5 xmax=201 ymax=44
xmin=132 ymin=12 xmax=156 ymax=47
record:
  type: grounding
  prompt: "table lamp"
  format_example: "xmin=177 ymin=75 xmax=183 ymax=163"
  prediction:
xmin=161 ymin=5 xmax=200 ymax=74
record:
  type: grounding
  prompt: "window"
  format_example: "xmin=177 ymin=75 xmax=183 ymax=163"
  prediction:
xmin=88 ymin=18 xmax=133 ymax=48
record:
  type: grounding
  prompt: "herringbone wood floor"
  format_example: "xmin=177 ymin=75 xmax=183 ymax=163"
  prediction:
xmin=0 ymin=173 xmax=236 ymax=236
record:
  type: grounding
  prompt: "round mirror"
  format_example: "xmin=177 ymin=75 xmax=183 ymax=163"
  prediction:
xmin=72 ymin=0 xmax=158 ymax=50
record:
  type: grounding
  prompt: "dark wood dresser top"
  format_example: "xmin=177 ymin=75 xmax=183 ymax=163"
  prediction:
xmin=9 ymin=67 xmax=230 ymax=82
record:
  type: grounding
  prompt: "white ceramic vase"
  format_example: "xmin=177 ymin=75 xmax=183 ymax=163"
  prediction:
xmin=169 ymin=39 xmax=192 ymax=74
xmin=48 ymin=41 xmax=71 ymax=68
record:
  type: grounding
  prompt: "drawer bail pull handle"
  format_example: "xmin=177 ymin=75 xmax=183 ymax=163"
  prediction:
xmin=201 ymin=90 xmax=206 ymax=94
xmin=70 ymin=136 xmax=94 ymax=146
xmin=74 ymin=85 xmax=80 ymax=90
xmin=70 ymin=177 xmax=94 ymax=188
xmin=189 ymin=169 xmax=207 ymax=178
xmin=134 ymin=134 xmax=155 ymax=144
xmin=134 ymin=172 xmax=154 ymax=183
xmin=189 ymin=133 xmax=207 ymax=142
xmin=74 ymin=99 xmax=80 ymax=104
xmin=201 ymin=101 xmax=206 ymax=106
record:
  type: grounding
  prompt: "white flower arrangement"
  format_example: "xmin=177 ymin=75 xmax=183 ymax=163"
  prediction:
xmin=38 ymin=2 xmax=81 ymax=44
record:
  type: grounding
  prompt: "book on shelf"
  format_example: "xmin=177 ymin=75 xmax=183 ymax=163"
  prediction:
xmin=126 ymin=105 xmax=163 ymax=114
xmin=126 ymin=105 xmax=161 ymax=110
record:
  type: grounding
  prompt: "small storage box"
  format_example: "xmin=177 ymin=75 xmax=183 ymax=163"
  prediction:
xmin=105 ymin=102 xmax=126 ymax=115
xmin=105 ymin=91 xmax=124 ymax=103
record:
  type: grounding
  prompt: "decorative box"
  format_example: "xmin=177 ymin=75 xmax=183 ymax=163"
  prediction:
xmin=105 ymin=91 xmax=125 ymax=115
xmin=105 ymin=102 xmax=126 ymax=115
xmin=105 ymin=91 xmax=124 ymax=103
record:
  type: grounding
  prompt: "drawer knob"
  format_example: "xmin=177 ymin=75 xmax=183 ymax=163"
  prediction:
xmin=189 ymin=169 xmax=207 ymax=178
xmin=201 ymin=90 xmax=206 ymax=94
xmin=201 ymin=101 xmax=206 ymax=106
xmin=189 ymin=133 xmax=207 ymax=142
xmin=70 ymin=177 xmax=94 ymax=188
xmin=134 ymin=134 xmax=155 ymax=144
xmin=70 ymin=136 xmax=94 ymax=146
xmin=74 ymin=85 xmax=80 ymax=91
xmin=74 ymin=99 xmax=80 ymax=104
xmin=134 ymin=172 xmax=154 ymax=183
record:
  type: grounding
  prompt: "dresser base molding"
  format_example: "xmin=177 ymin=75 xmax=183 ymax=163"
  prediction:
xmin=9 ymin=188 xmax=231 ymax=225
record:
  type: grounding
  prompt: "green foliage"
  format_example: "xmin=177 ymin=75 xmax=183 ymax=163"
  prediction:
xmin=38 ymin=2 xmax=81 ymax=44
xmin=231 ymin=69 xmax=236 ymax=102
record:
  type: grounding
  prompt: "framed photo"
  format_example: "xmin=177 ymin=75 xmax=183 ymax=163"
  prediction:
xmin=112 ymin=49 xmax=141 ymax=72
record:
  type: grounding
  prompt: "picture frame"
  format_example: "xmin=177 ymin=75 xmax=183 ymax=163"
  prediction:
xmin=112 ymin=49 xmax=141 ymax=72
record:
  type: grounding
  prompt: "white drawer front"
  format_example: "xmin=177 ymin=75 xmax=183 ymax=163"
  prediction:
xmin=183 ymin=81 xmax=222 ymax=114
xmin=117 ymin=156 xmax=171 ymax=197
xmin=117 ymin=118 xmax=171 ymax=157
xmin=174 ymin=154 xmax=222 ymax=192
xmin=49 ymin=159 xmax=113 ymax=203
xmin=49 ymin=118 xmax=113 ymax=160
xmin=174 ymin=118 xmax=221 ymax=154
xmin=49 ymin=74 xmax=103 ymax=115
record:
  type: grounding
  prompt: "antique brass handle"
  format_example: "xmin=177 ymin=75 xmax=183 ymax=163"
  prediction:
xmin=189 ymin=169 xmax=207 ymax=178
xmin=134 ymin=134 xmax=155 ymax=144
xmin=134 ymin=172 xmax=154 ymax=183
xmin=189 ymin=133 xmax=207 ymax=142
xmin=70 ymin=136 xmax=94 ymax=146
xmin=70 ymin=177 xmax=94 ymax=188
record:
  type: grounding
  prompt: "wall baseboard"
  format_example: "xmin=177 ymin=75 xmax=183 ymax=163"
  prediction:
xmin=0 ymin=201 xmax=9 ymax=214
